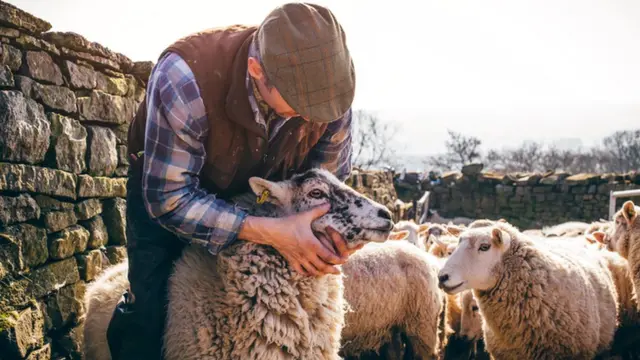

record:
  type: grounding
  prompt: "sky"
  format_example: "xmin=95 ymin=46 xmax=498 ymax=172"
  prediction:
xmin=8 ymin=0 xmax=640 ymax=169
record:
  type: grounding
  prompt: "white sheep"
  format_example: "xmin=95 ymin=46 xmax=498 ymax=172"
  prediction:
xmin=606 ymin=200 xmax=640 ymax=313
xmin=437 ymin=221 xmax=618 ymax=359
xmin=423 ymin=209 xmax=474 ymax=226
xmin=541 ymin=221 xmax=590 ymax=237
xmin=392 ymin=220 xmax=428 ymax=250
xmin=83 ymin=168 xmax=395 ymax=360
xmin=338 ymin=240 xmax=445 ymax=359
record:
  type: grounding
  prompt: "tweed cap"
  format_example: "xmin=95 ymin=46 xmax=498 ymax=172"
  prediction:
xmin=256 ymin=2 xmax=355 ymax=123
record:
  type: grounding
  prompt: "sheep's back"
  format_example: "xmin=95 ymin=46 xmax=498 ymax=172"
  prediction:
xmin=477 ymin=240 xmax=617 ymax=359
xmin=164 ymin=241 xmax=345 ymax=360
xmin=340 ymin=241 xmax=443 ymax=355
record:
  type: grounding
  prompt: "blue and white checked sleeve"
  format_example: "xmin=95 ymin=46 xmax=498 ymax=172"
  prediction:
xmin=141 ymin=52 xmax=248 ymax=255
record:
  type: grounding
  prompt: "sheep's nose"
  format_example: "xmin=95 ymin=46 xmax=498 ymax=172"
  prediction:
xmin=438 ymin=274 xmax=449 ymax=284
xmin=378 ymin=208 xmax=392 ymax=220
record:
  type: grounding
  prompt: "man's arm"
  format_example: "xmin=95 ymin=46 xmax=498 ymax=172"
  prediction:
xmin=141 ymin=52 xmax=248 ymax=255
xmin=305 ymin=108 xmax=353 ymax=181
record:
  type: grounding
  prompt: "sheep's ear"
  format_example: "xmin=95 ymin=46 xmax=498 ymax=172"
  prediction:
xmin=418 ymin=224 xmax=430 ymax=233
xmin=248 ymin=177 xmax=290 ymax=208
xmin=622 ymin=201 xmax=637 ymax=224
xmin=446 ymin=225 xmax=464 ymax=236
xmin=498 ymin=218 xmax=507 ymax=223
xmin=388 ymin=230 xmax=410 ymax=241
xmin=491 ymin=227 xmax=506 ymax=246
xmin=591 ymin=231 xmax=606 ymax=244
xmin=584 ymin=234 xmax=596 ymax=244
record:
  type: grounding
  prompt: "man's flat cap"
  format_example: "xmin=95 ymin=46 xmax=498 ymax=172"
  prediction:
xmin=256 ymin=2 xmax=356 ymax=122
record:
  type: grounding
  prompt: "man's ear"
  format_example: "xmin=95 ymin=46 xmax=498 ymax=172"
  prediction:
xmin=248 ymin=177 xmax=291 ymax=208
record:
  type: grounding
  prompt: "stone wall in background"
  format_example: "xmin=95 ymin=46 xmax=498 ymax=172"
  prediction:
xmin=398 ymin=163 xmax=640 ymax=229
xmin=0 ymin=1 xmax=152 ymax=359
xmin=346 ymin=170 xmax=400 ymax=219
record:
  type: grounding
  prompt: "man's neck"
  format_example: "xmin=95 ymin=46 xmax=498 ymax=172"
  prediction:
xmin=250 ymin=76 xmax=278 ymax=128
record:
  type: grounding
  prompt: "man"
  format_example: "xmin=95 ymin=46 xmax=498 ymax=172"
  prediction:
xmin=107 ymin=2 xmax=360 ymax=359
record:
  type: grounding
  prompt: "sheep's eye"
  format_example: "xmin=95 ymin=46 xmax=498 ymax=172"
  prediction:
xmin=478 ymin=243 xmax=490 ymax=252
xmin=472 ymin=305 xmax=479 ymax=312
xmin=308 ymin=189 xmax=325 ymax=199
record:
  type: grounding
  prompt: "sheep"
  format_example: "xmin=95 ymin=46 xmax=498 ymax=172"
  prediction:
xmin=541 ymin=220 xmax=590 ymax=237
xmin=586 ymin=219 xmax=613 ymax=235
xmin=606 ymin=200 xmax=640 ymax=310
xmin=423 ymin=209 xmax=474 ymax=226
xmin=393 ymin=220 xmax=429 ymax=250
xmin=338 ymin=240 xmax=445 ymax=360
xmin=437 ymin=221 xmax=618 ymax=359
xmin=82 ymin=168 xmax=395 ymax=360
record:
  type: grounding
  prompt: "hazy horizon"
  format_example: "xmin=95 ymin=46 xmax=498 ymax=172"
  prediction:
xmin=9 ymin=0 xmax=640 ymax=166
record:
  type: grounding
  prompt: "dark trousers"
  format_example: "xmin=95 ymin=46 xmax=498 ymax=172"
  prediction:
xmin=106 ymin=157 xmax=186 ymax=360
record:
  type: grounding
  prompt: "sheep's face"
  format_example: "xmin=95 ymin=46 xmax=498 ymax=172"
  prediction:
xmin=437 ymin=226 xmax=511 ymax=294
xmin=607 ymin=200 xmax=639 ymax=258
xmin=427 ymin=235 xmax=458 ymax=258
xmin=459 ymin=290 xmax=483 ymax=341
xmin=249 ymin=168 xmax=394 ymax=247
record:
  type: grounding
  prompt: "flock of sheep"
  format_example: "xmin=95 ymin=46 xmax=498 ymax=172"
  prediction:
xmin=79 ymin=168 xmax=640 ymax=360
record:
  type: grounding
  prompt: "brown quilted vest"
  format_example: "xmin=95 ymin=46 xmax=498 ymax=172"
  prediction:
xmin=127 ymin=25 xmax=329 ymax=199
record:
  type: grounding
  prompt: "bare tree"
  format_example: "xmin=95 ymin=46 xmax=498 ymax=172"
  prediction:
xmin=427 ymin=130 xmax=482 ymax=171
xmin=599 ymin=130 xmax=640 ymax=172
xmin=350 ymin=109 xmax=401 ymax=170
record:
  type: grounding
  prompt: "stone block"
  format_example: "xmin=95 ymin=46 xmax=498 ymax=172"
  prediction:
xmin=26 ymin=343 xmax=51 ymax=360
xmin=0 ymin=64 xmax=13 ymax=86
xmin=132 ymin=61 xmax=154 ymax=83
xmin=117 ymin=145 xmax=129 ymax=167
xmin=0 ymin=1 xmax=51 ymax=33
xmin=86 ymin=126 xmax=118 ymax=176
xmin=77 ymin=175 xmax=126 ymax=198
xmin=15 ymin=75 xmax=77 ymax=113
xmin=0 ymin=232 xmax=22 ymax=278
xmin=1 ymin=43 xmax=22 ymax=71
xmin=103 ymin=198 xmax=127 ymax=245
xmin=75 ymin=198 xmax=102 ymax=221
xmin=461 ymin=163 xmax=483 ymax=176
xmin=44 ymin=209 xmax=77 ymax=233
xmin=60 ymin=46 xmax=120 ymax=71
xmin=114 ymin=166 xmax=128 ymax=177
xmin=105 ymin=245 xmax=127 ymax=265
xmin=22 ymin=51 xmax=63 ymax=85
xmin=56 ymin=323 xmax=84 ymax=360
xmin=43 ymin=281 xmax=85 ymax=330
xmin=0 ymin=90 xmax=50 ymax=164
xmin=48 ymin=113 xmax=87 ymax=174
xmin=34 ymin=195 xmax=74 ymax=212
xmin=48 ymin=225 xmax=89 ymax=260
xmin=0 ymin=193 xmax=40 ymax=226
xmin=43 ymin=31 xmax=134 ymax=72
xmin=0 ymin=305 xmax=45 ymax=358
xmin=112 ymin=123 xmax=129 ymax=145
xmin=96 ymin=72 xmax=128 ymax=96
xmin=80 ymin=215 xmax=108 ymax=249
xmin=62 ymin=60 xmax=97 ymax=90
xmin=27 ymin=257 xmax=80 ymax=299
xmin=565 ymin=173 xmax=601 ymax=185
xmin=76 ymin=250 xmax=103 ymax=281
xmin=2 ymin=223 xmax=48 ymax=268
xmin=77 ymin=90 xmax=137 ymax=124
xmin=0 ymin=27 xmax=19 ymax=38
xmin=14 ymin=33 xmax=59 ymax=55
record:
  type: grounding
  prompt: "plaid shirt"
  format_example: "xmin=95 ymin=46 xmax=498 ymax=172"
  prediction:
xmin=141 ymin=43 xmax=353 ymax=255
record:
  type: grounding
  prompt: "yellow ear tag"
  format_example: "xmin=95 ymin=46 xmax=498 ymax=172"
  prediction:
xmin=256 ymin=189 xmax=270 ymax=204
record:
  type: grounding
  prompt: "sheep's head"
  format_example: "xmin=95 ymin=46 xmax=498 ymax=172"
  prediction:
xmin=249 ymin=168 xmax=394 ymax=247
xmin=459 ymin=290 xmax=483 ymax=341
xmin=606 ymin=200 xmax=640 ymax=258
xmin=437 ymin=225 xmax=512 ymax=294
xmin=427 ymin=235 xmax=458 ymax=258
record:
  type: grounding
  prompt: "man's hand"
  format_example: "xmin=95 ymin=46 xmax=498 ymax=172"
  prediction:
xmin=238 ymin=204 xmax=348 ymax=276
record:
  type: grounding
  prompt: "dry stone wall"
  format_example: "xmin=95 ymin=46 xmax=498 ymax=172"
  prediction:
xmin=0 ymin=2 xmax=151 ymax=359
xmin=414 ymin=164 xmax=640 ymax=229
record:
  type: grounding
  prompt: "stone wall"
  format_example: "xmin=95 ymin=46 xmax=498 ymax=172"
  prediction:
xmin=408 ymin=164 xmax=640 ymax=229
xmin=0 ymin=2 xmax=152 ymax=359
